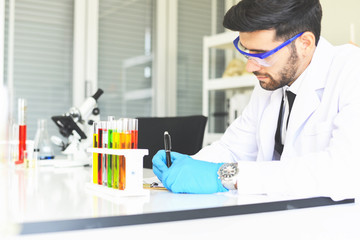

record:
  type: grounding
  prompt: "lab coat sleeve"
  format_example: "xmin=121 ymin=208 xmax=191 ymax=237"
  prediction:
xmin=236 ymin=152 xmax=360 ymax=201
xmin=192 ymin=84 xmax=263 ymax=163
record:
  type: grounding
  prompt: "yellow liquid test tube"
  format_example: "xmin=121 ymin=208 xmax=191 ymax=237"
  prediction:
xmin=93 ymin=122 xmax=98 ymax=184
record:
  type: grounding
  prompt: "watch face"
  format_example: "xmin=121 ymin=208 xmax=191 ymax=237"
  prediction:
xmin=219 ymin=164 xmax=238 ymax=179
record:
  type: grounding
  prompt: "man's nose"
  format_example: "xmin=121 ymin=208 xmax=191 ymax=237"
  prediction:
xmin=246 ymin=59 xmax=261 ymax=73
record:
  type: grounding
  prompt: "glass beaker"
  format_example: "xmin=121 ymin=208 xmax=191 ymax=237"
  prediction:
xmin=34 ymin=119 xmax=55 ymax=160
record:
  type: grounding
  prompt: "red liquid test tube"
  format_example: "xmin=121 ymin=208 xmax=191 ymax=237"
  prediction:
xmin=17 ymin=99 xmax=27 ymax=165
xmin=97 ymin=122 xmax=103 ymax=185
xmin=131 ymin=118 xmax=138 ymax=149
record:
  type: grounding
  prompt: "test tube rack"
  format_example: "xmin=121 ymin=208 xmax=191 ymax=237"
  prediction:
xmin=86 ymin=148 xmax=150 ymax=197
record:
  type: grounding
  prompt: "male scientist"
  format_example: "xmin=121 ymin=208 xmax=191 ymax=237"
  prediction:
xmin=152 ymin=0 xmax=360 ymax=200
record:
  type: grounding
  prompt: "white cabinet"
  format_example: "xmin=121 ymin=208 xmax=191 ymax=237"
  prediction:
xmin=202 ymin=31 xmax=256 ymax=145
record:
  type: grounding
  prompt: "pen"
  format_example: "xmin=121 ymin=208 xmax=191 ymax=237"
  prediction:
xmin=164 ymin=131 xmax=172 ymax=167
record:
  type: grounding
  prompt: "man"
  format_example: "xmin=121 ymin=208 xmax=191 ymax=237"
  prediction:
xmin=152 ymin=0 xmax=360 ymax=200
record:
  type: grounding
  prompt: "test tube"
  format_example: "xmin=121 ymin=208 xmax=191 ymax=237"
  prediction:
xmin=130 ymin=118 xmax=138 ymax=149
xmin=97 ymin=121 xmax=103 ymax=185
xmin=17 ymin=99 xmax=27 ymax=164
xmin=102 ymin=121 xmax=108 ymax=186
xmin=123 ymin=118 xmax=131 ymax=149
xmin=113 ymin=119 xmax=122 ymax=189
xmin=118 ymin=119 xmax=125 ymax=190
xmin=107 ymin=120 xmax=115 ymax=188
xmin=107 ymin=117 xmax=115 ymax=188
xmin=92 ymin=122 xmax=98 ymax=184
xmin=111 ymin=120 xmax=118 ymax=189
xmin=118 ymin=118 xmax=130 ymax=190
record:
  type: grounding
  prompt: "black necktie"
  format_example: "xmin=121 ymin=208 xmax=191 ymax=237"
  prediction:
xmin=285 ymin=90 xmax=296 ymax=128
xmin=274 ymin=90 xmax=296 ymax=156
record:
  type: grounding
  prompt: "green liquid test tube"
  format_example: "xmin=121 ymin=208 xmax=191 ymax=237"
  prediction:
xmin=113 ymin=119 xmax=122 ymax=189
xmin=107 ymin=120 xmax=114 ymax=188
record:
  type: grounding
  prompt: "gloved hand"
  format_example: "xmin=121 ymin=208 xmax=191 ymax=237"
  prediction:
xmin=152 ymin=150 xmax=228 ymax=194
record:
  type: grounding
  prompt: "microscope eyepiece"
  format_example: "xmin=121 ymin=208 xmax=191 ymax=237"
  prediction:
xmin=92 ymin=89 xmax=104 ymax=101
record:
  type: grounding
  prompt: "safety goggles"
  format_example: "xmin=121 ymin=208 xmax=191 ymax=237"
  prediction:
xmin=233 ymin=32 xmax=304 ymax=67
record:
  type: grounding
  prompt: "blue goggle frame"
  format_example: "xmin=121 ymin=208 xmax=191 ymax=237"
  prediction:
xmin=233 ymin=32 xmax=304 ymax=59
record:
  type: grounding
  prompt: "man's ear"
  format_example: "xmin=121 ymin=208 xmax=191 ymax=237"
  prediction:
xmin=297 ymin=31 xmax=316 ymax=55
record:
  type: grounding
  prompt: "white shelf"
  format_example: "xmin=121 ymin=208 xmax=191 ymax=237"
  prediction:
xmin=124 ymin=88 xmax=152 ymax=101
xmin=203 ymin=31 xmax=255 ymax=146
xmin=205 ymin=75 xmax=256 ymax=91
xmin=203 ymin=31 xmax=238 ymax=49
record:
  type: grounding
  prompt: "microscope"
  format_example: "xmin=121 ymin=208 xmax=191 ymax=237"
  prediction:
xmin=51 ymin=89 xmax=103 ymax=162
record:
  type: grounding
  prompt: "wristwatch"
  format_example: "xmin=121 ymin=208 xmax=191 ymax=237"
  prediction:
xmin=217 ymin=163 xmax=239 ymax=190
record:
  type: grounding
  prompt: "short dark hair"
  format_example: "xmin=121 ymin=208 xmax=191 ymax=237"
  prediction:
xmin=223 ymin=0 xmax=322 ymax=45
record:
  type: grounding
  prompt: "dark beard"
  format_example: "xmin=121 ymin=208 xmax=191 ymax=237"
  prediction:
xmin=255 ymin=44 xmax=299 ymax=91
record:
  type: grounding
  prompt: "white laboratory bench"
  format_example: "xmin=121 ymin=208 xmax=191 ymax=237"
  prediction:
xmin=1 ymin=162 xmax=360 ymax=240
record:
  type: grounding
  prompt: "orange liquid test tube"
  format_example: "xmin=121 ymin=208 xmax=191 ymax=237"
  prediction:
xmin=118 ymin=119 xmax=126 ymax=190
xmin=114 ymin=119 xmax=123 ymax=189
xmin=124 ymin=122 xmax=131 ymax=150
xmin=123 ymin=119 xmax=132 ymax=190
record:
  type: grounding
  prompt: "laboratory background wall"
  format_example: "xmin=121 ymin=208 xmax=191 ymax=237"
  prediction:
xmin=321 ymin=0 xmax=359 ymax=45
xmin=1 ymin=0 xmax=359 ymax=155
xmin=2 ymin=0 xmax=228 ymax=149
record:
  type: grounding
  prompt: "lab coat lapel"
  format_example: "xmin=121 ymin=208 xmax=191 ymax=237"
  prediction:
xmin=258 ymin=89 xmax=283 ymax=161
xmin=284 ymin=37 xmax=334 ymax=151
xmin=287 ymin=84 xmax=320 ymax=139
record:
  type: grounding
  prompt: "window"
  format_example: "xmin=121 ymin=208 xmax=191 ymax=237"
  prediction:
xmin=2 ymin=0 xmax=227 ymax=150
xmin=177 ymin=0 xmax=225 ymax=116
xmin=97 ymin=0 xmax=155 ymax=119
xmin=4 ymin=0 xmax=74 ymax=140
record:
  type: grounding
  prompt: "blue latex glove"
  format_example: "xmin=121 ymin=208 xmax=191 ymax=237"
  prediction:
xmin=152 ymin=150 xmax=228 ymax=194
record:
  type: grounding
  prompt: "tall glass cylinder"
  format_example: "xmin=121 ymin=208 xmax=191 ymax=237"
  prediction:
xmin=17 ymin=99 xmax=27 ymax=164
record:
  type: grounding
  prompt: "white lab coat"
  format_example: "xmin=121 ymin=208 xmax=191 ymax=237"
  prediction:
xmin=194 ymin=37 xmax=360 ymax=200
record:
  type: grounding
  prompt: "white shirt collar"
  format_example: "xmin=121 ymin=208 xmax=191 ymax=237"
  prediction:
xmin=283 ymin=63 xmax=310 ymax=95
